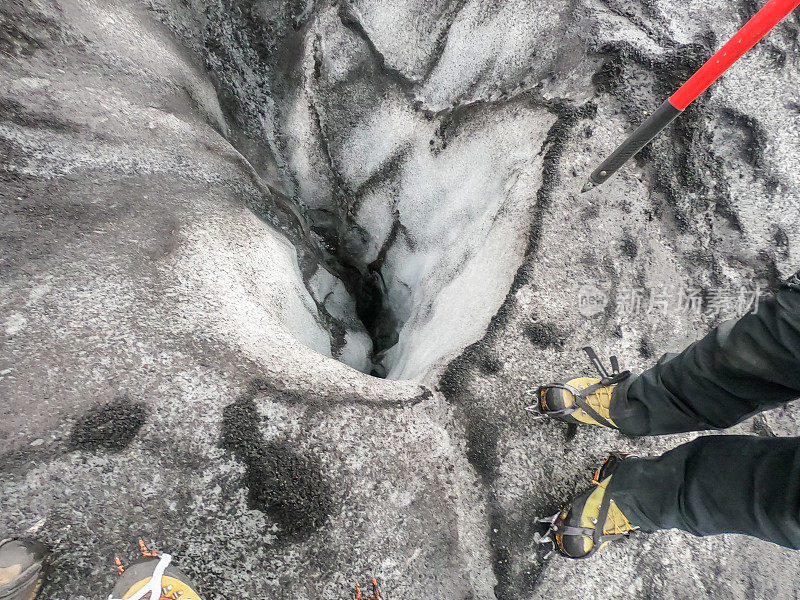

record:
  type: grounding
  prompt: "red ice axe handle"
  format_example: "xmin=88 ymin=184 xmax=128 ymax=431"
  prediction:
xmin=584 ymin=0 xmax=800 ymax=191
xmin=671 ymin=0 xmax=800 ymax=109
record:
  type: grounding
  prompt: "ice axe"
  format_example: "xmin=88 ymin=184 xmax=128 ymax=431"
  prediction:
xmin=582 ymin=0 xmax=800 ymax=192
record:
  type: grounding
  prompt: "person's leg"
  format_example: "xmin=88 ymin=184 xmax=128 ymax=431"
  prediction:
xmin=607 ymin=435 xmax=800 ymax=548
xmin=611 ymin=272 xmax=800 ymax=436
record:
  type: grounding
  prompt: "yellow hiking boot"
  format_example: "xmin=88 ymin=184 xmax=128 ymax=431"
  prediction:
xmin=537 ymin=452 xmax=637 ymax=558
xmin=109 ymin=541 xmax=203 ymax=600
xmin=527 ymin=347 xmax=630 ymax=429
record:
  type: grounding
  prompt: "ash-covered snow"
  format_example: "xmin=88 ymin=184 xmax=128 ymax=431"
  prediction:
xmin=2 ymin=0 xmax=800 ymax=598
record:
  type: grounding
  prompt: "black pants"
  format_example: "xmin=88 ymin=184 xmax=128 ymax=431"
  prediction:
xmin=606 ymin=272 xmax=800 ymax=548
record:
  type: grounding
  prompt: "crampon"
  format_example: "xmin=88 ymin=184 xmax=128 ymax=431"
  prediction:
xmin=533 ymin=452 xmax=637 ymax=559
xmin=525 ymin=346 xmax=630 ymax=429
xmin=354 ymin=579 xmax=381 ymax=600
xmin=109 ymin=540 xmax=202 ymax=600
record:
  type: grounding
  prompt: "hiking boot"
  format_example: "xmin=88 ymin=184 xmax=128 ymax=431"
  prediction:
xmin=0 ymin=539 xmax=49 ymax=600
xmin=548 ymin=452 xmax=637 ymax=558
xmin=110 ymin=542 xmax=202 ymax=600
xmin=527 ymin=347 xmax=630 ymax=428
